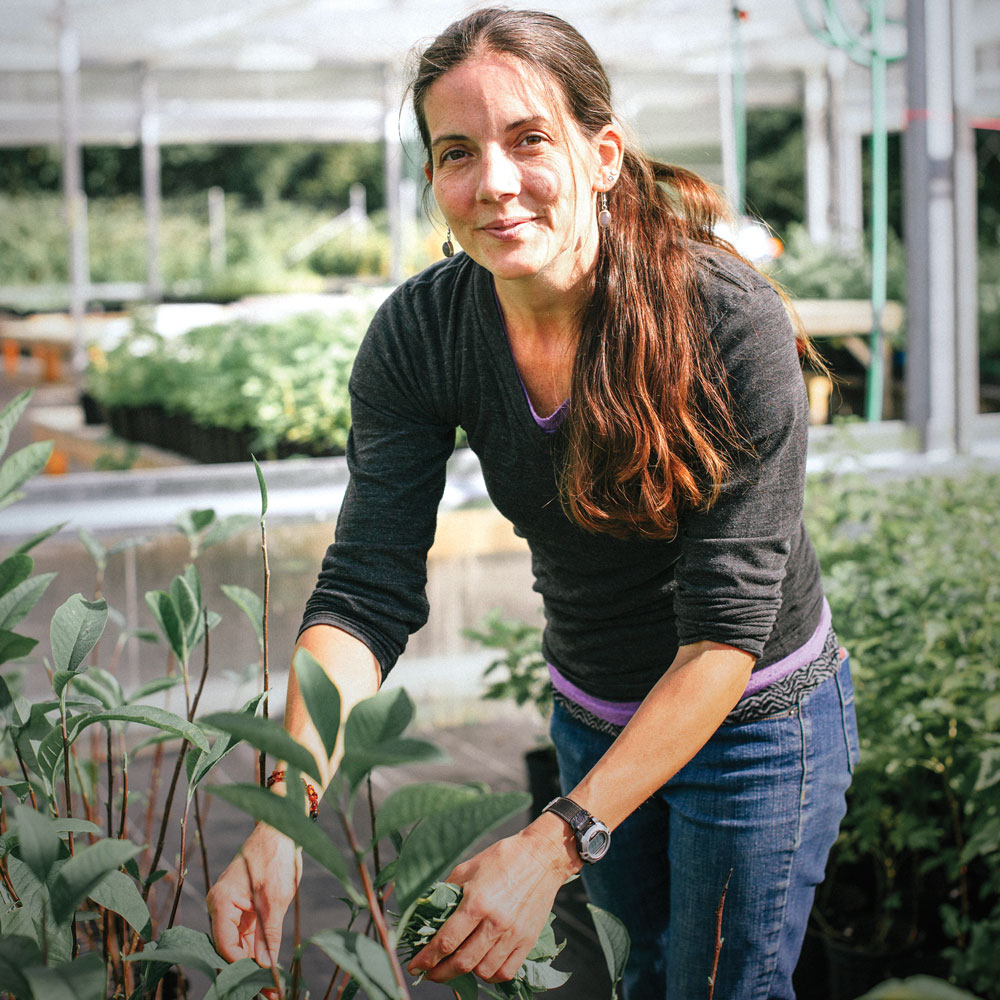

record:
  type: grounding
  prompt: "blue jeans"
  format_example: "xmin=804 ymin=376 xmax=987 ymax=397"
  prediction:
xmin=550 ymin=654 xmax=859 ymax=1000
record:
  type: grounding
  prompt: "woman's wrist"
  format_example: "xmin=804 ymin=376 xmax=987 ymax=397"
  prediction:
xmin=521 ymin=812 xmax=585 ymax=879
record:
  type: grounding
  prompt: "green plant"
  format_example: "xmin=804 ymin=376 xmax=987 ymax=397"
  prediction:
xmin=465 ymin=612 xmax=549 ymax=724
xmin=805 ymin=469 xmax=1000 ymax=996
xmin=0 ymin=392 xmax=630 ymax=999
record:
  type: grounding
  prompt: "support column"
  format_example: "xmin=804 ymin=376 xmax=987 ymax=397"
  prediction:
xmin=383 ymin=63 xmax=404 ymax=285
xmin=140 ymin=67 xmax=163 ymax=302
xmin=828 ymin=50 xmax=864 ymax=251
xmin=951 ymin=0 xmax=979 ymax=449
xmin=804 ymin=69 xmax=832 ymax=245
xmin=57 ymin=3 xmax=88 ymax=374
xmin=903 ymin=0 xmax=957 ymax=455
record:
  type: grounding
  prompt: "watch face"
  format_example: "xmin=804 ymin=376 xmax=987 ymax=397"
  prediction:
xmin=580 ymin=824 xmax=611 ymax=862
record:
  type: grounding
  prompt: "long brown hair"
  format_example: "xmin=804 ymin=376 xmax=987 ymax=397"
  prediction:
xmin=410 ymin=8 xmax=806 ymax=539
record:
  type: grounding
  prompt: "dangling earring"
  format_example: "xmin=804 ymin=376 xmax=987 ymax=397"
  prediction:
xmin=598 ymin=191 xmax=612 ymax=230
xmin=442 ymin=226 xmax=455 ymax=258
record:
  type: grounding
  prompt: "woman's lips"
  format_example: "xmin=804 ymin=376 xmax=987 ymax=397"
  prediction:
xmin=481 ymin=218 xmax=534 ymax=240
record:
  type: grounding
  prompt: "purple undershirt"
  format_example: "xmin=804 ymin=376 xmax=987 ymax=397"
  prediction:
xmin=493 ymin=281 xmax=571 ymax=433
xmin=496 ymin=281 xmax=830 ymax=726
xmin=548 ymin=598 xmax=832 ymax=727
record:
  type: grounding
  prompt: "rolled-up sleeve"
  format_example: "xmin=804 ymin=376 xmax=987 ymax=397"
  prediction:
xmin=673 ymin=276 xmax=809 ymax=659
xmin=299 ymin=298 xmax=456 ymax=678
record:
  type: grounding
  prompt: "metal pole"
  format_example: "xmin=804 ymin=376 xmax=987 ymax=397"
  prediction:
xmin=730 ymin=6 xmax=747 ymax=217
xmin=804 ymin=69 xmax=832 ymax=244
xmin=903 ymin=0 xmax=957 ymax=456
xmin=951 ymin=0 xmax=979 ymax=451
xmin=864 ymin=0 xmax=888 ymax=421
xmin=57 ymin=1 xmax=88 ymax=375
xmin=140 ymin=66 xmax=163 ymax=302
xmin=383 ymin=63 xmax=403 ymax=285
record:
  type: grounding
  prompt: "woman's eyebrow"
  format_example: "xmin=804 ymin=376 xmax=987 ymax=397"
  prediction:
xmin=430 ymin=115 xmax=553 ymax=150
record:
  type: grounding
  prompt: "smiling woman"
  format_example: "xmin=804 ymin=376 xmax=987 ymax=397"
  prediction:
xmin=208 ymin=9 xmax=856 ymax=1000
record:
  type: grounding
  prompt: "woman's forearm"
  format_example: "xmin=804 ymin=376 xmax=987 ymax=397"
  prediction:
xmin=534 ymin=642 xmax=754 ymax=852
xmin=282 ymin=624 xmax=382 ymax=791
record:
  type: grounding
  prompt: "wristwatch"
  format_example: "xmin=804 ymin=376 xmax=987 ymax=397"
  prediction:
xmin=542 ymin=796 xmax=611 ymax=864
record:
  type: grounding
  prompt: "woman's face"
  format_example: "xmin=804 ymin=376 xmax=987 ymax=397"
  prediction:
xmin=423 ymin=53 xmax=616 ymax=289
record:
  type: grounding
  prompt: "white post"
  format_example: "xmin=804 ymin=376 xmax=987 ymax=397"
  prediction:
xmin=804 ymin=69 xmax=832 ymax=245
xmin=903 ymin=0 xmax=958 ymax=456
xmin=951 ymin=0 xmax=979 ymax=451
xmin=208 ymin=186 xmax=227 ymax=275
xmin=57 ymin=3 xmax=88 ymax=374
xmin=383 ymin=64 xmax=404 ymax=284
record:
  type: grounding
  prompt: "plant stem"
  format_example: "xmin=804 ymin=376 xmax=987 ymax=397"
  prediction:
xmin=259 ymin=512 xmax=271 ymax=787
xmin=193 ymin=788 xmax=211 ymax=892
xmin=166 ymin=796 xmax=192 ymax=929
xmin=106 ymin=725 xmax=115 ymax=838
xmin=338 ymin=808 xmax=411 ymax=999
xmin=0 ymin=856 xmax=20 ymax=906
xmin=142 ymin=735 xmax=190 ymax=901
xmin=366 ymin=775 xmax=383 ymax=910
xmin=118 ymin=744 xmax=129 ymax=840
xmin=15 ymin=749 xmax=37 ymax=810
xmin=240 ymin=853 xmax=286 ymax=1000
xmin=60 ymin=697 xmax=75 ymax=854
xmin=707 ymin=868 xmax=733 ymax=1000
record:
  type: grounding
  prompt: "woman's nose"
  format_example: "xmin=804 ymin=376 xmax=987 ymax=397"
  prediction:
xmin=476 ymin=146 xmax=519 ymax=201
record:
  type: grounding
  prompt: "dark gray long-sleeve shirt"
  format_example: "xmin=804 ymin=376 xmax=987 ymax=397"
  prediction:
xmin=300 ymin=249 xmax=825 ymax=702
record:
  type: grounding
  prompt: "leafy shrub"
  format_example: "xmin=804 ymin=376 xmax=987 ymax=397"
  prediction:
xmin=806 ymin=468 xmax=1000 ymax=995
xmin=86 ymin=309 xmax=372 ymax=456
xmin=0 ymin=393 xmax=630 ymax=999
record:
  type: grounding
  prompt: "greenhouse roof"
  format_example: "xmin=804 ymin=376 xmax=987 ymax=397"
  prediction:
xmin=8 ymin=0 xmax=993 ymax=157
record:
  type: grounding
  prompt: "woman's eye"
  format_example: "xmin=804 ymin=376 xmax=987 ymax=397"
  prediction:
xmin=440 ymin=148 xmax=467 ymax=164
xmin=519 ymin=133 xmax=545 ymax=147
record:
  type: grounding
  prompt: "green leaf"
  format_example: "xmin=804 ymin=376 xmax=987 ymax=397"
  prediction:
xmin=22 ymin=952 xmax=105 ymax=1000
xmin=76 ymin=527 xmax=106 ymax=573
xmin=67 ymin=667 xmax=124 ymax=709
xmin=48 ymin=838 xmax=143 ymax=924
xmin=186 ymin=694 xmax=264 ymax=788
xmin=293 ymin=646 xmax=341 ymax=761
xmin=221 ymin=584 xmax=264 ymax=647
xmin=587 ymin=904 xmax=630 ymax=997
xmin=145 ymin=588 xmax=187 ymax=663
xmin=0 ymin=627 xmax=38 ymax=664
xmin=201 ymin=711 xmax=321 ymax=782
xmin=202 ymin=513 xmax=256 ymax=550
xmin=50 ymin=594 xmax=108 ymax=673
xmin=974 ymin=748 xmax=1000 ymax=793
xmin=375 ymin=782 xmax=484 ymax=842
xmin=73 ymin=704 xmax=210 ymax=751
xmin=394 ymin=791 xmax=530 ymax=914
xmin=176 ymin=508 xmax=217 ymax=538
xmin=12 ymin=521 xmax=68 ymax=556
xmin=253 ymin=454 xmax=268 ymax=516
xmin=125 ymin=925 xmax=228 ymax=983
xmin=448 ymin=972 xmax=480 ymax=1000
xmin=13 ymin=803 xmax=63 ymax=884
xmin=88 ymin=868 xmax=152 ymax=941
xmin=0 ymin=389 xmax=33 ymax=458
xmin=0 ymin=440 xmax=53 ymax=511
xmin=209 ymin=782 xmax=355 ymax=891
xmin=129 ymin=675 xmax=183 ymax=703
xmin=203 ymin=958 xmax=278 ymax=1000
xmin=0 ymin=552 xmax=33 ymax=596
xmin=0 ymin=933 xmax=42 ymax=999
xmin=309 ymin=929 xmax=404 ymax=1000
xmin=341 ymin=688 xmax=446 ymax=789
xmin=170 ymin=571 xmax=201 ymax=646
xmin=0 ymin=573 xmax=56 ymax=630
xmin=0 ymin=674 xmax=30 ymax=726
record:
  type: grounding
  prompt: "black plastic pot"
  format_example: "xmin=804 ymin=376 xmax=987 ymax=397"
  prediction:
xmin=525 ymin=744 xmax=561 ymax=820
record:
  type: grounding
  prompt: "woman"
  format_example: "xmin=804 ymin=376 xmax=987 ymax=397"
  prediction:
xmin=208 ymin=9 xmax=858 ymax=998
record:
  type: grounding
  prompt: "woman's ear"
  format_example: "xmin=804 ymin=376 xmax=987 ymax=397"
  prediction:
xmin=424 ymin=162 xmax=433 ymax=184
xmin=594 ymin=122 xmax=624 ymax=191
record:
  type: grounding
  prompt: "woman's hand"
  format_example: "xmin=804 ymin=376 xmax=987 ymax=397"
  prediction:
xmin=207 ymin=823 xmax=302 ymax=968
xmin=407 ymin=816 xmax=581 ymax=984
